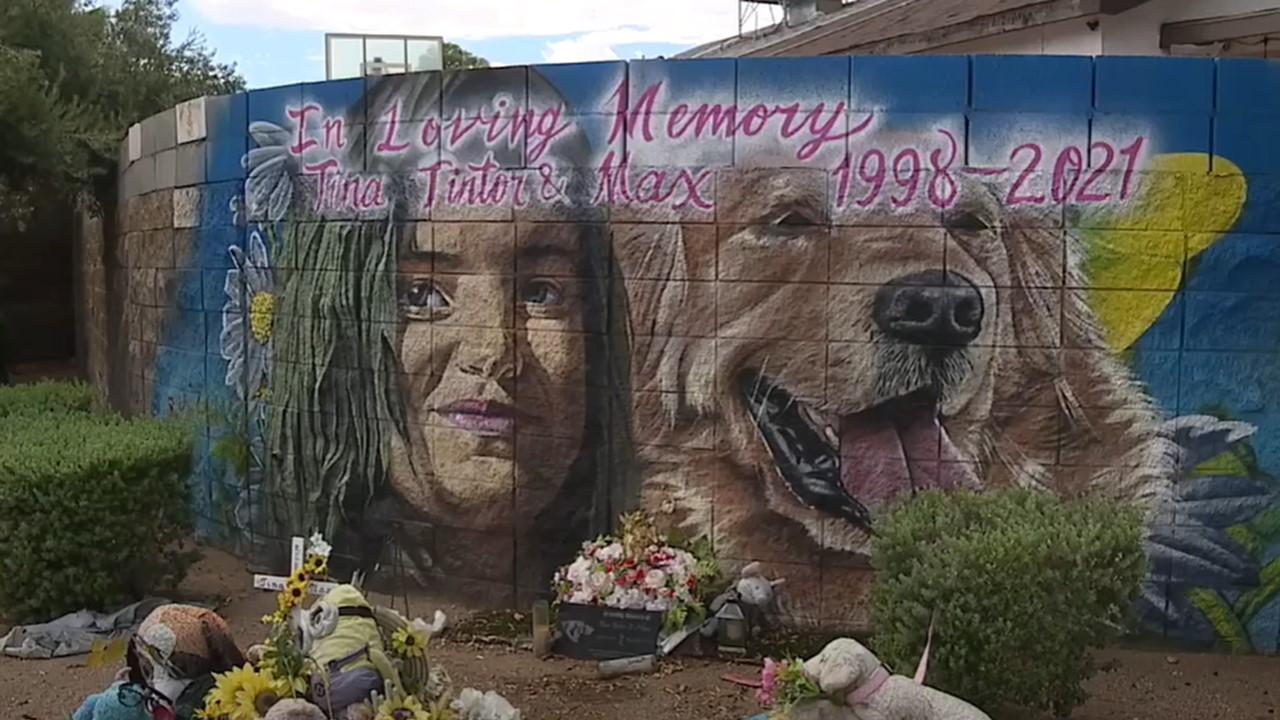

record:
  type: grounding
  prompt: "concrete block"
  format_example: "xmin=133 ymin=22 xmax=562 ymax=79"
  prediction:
xmin=174 ymin=187 xmax=201 ymax=229
xmin=176 ymin=96 xmax=208 ymax=143
xmin=118 ymin=137 xmax=131 ymax=171
xmin=154 ymin=148 xmax=177 ymax=190
xmin=175 ymin=142 xmax=207 ymax=187
xmin=128 ymin=124 xmax=142 ymax=162
xmin=142 ymin=108 xmax=177 ymax=156
xmin=133 ymin=155 xmax=156 ymax=196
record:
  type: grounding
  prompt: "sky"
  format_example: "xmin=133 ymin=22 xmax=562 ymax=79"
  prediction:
xmin=123 ymin=0 xmax=760 ymax=89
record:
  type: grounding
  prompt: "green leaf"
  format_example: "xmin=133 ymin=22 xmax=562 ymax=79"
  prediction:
xmin=1234 ymin=558 xmax=1280 ymax=624
xmin=1186 ymin=588 xmax=1252 ymax=653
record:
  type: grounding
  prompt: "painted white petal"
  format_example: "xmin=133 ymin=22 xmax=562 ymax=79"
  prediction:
xmin=222 ymin=268 xmax=243 ymax=309
xmin=249 ymin=121 xmax=292 ymax=148
xmin=244 ymin=145 xmax=288 ymax=173
xmin=266 ymin=173 xmax=293 ymax=223
xmin=220 ymin=323 xmax=245 ymax=361
xmin=248 ymin=158 xmax=287 ymax=212
xmin=224 ymin=357 xmax=245 ymax=398
xmin=248 ymin=231 xmax=270 ymax=269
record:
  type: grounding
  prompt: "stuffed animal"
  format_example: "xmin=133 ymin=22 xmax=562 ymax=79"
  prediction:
xmin=125 ymin=604 xmax=245 ymax=720
xmin=300 ymin=584 xmax=401 ymax=717
xmin=263 ymin=698 xmax=328 ymax=720
xmin=450 ymin=688 xmax=522 ymax=720
xmin=71 ymin=682 xmax=152 ymax=720
xmin=702 ymin=561 xmax=785 ymax=641
xmin=794 ymin=638 xmax=991 ymax=720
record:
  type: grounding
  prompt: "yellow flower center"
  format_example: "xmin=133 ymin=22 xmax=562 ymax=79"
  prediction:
xmin=249 ymin=291 xmax=276 ymax=344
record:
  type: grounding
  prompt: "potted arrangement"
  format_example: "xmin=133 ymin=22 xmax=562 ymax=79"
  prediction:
xmin=551 ymin=511 xmax=719 ymax=659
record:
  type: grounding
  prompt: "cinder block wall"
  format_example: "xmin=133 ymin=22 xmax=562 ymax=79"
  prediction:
xmin=99 ymin=56 xmax=1280 ymax=653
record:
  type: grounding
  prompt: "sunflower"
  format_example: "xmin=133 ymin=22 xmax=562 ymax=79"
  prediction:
xmin=206 ymin=664 xmax=257 ymax=719
xmin=304 ymin=554 xmax=328 ymax=577
xmin=390 ymin=626 xmax=428 ymax=657
xmin=374 ymin=694 xmax=432 ymax=720
xmin=194 ymin=694 xmax=229 ymax=720
xmin=281 ymin=577 xmax=308 ymax=609
xmin=231 ymin=667 xmax=288 ymax=720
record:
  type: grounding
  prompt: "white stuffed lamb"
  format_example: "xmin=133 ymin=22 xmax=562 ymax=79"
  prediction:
xmin=793 ymin=638 xmax=991 ymax=720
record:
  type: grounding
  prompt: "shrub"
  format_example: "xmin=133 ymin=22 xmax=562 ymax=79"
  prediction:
xmin=870 ymin=489 xmax=1145 ymax=717
xmin=0 ymin=380 xmax=98 ymax=417
xmin=0 ymin=313 xmax=8 ymax=385
xmin=0 ymin=411 xmax=197 ymax=622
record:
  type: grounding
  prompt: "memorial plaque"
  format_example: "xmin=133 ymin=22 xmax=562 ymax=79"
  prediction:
xmin=554 ymin=604 xmax=664 ymax=660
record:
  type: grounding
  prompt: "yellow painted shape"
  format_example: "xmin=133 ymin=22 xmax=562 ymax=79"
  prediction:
xmin=1082 ymin=154 xmax=1247 ymax=351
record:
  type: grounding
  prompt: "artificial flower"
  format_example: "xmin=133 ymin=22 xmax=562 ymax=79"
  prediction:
xmin=283 ymin=577 xmax=307 ymax=606
xmin=307 ymin=532 xmax=333 ymax=559
xmin=391 ymin=626 xmax=428 ymax=657
xmin=374 ymin=693 xmax=432 ymax=720
xmin=756 ymin=658 xmax=780 ymax=705
xmin=195 ymin=694 xmax=229 ymax=720
xmin=231 ymin=666 xmax=288 ymax=720
xmin=206 ymin=664 xmax=257 ymax=720
xmin=304 ymin=553 xmax=328 ymax=577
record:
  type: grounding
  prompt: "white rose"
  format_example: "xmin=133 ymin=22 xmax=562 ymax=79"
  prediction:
xmin=598 ymin=543 xmax=624 ymax=562
xmin=569 ymin=590 xmax=593 ymax=605
xmin=644 ymin=569 xmax=667 ymax=589
xmin=645 ymin=598 xmax=672 ymax=612
xmin=567 ymin=558 xmax=592 ymax=584
xmin=623 ymin=589 xmax=648 ymax=609
xmin=588 ymin=571 xmax=614 ymax=595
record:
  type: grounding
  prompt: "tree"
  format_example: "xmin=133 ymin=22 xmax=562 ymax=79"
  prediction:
xmin=443 ymin=41 xmax=490 ymax=70
xmin=0 ymin=0 xmax=243 ymax=228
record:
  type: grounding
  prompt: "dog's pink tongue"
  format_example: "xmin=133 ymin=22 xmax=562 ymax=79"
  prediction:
xmin=839 ymin=407 xmax=980 ymax=507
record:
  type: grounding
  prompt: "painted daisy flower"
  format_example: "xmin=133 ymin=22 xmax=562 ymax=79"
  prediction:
xmin=244 ymin=121 xmax=296 ymax=223
xmin=220 ymin=230 xmax=275 ymax=404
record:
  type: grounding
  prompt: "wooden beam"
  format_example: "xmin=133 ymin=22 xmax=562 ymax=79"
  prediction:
xmin=1161 ymin=9 xmax=1280 ymax=48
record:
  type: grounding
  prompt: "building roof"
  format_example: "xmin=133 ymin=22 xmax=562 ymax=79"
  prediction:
xmin=681 ymin=0 xmax=1150 ymax=58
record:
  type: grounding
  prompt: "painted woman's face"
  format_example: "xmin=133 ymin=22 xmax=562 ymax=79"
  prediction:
xmin=389 ymin=223 xmax=589 ymax=531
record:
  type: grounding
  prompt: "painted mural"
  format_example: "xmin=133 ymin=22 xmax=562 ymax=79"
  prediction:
xmin=150 ymin=55 xmax=1280 ymax=652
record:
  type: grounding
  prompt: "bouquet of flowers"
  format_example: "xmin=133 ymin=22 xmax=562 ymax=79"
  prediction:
xmin=552 ymin=512 xmax=719 ymax=632
xmin=756 ymin=657 xmax=823 ymax=719
xmin=197 ymin=534 xmax=333 ymax=719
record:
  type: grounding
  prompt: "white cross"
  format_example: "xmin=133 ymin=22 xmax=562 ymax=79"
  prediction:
xmin=252 ymin=536 xmax=341 ymax=597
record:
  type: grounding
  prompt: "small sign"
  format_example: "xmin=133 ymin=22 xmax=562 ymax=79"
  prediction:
xmin=554 ymin=604 xmax=664 ymax=660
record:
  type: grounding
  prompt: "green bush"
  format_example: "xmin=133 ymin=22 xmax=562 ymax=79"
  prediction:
xmin=0 ymin=313 xmax=9 ymax=385
xmin=0 ymin=380 xmax=98 ymax=417
xmin=0 ymin=411 xmax=197 ymax=621
xmin=870 ymin=489 xmax=1146 ymax=717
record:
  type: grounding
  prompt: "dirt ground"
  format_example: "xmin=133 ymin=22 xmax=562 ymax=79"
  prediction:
xmin=2 ymin=548 xmax=1278 ymax=720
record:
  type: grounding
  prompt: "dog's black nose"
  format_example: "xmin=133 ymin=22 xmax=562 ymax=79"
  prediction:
xmin=873 ymin=270 xmax=984 ymax=346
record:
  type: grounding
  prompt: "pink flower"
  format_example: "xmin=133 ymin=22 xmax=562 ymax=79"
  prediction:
xmin=755 ymin=658 xmax=780 ymax=706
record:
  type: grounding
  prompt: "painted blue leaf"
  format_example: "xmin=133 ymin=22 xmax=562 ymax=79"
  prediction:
xmin=1146 ymin=524 xmax=1259 ymax=586
xmin=1160 ymin=587 xmax=1224 ymax=647
xmin=1163 ymin=415 xmax=1256 ymax=471
xmin=1175 ymin=475 xmax=1278 ymax=527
